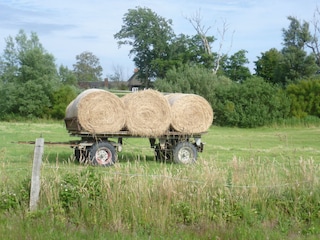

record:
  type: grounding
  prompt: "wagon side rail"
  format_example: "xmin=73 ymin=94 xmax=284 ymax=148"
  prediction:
xmin=65 ymin=116 xmax=206 ymax=138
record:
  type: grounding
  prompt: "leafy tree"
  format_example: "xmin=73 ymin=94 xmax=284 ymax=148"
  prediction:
xmin=0 ymin=30 xmax=59 ymax=118
xmin=114 ymin=7 xmax=175 ymax=84
xmin=279 ymin=46 xmax=318 ymax=83
xmin=58 ymin=65 xmax=77 ymax=85
xmin=255 ymin=48 xmax=283 ymax=84
xmin=278 ymin=16 xmax=318 ymax=84
xmin=115 ymin=7 xmax=247 ymax=83
xmin=0 ymin=36 xmax=19 ymax=84
xmin=282 ymin=16 xmax=312 ymax=49
xmin=255 ymin=17 xmax=318 ymax=86
xmin=181 ymin=34 xmax=215 ymax=69
xmin=256 ymin=47 xmax=317 ymax=86
xmin=186 ymin=10 xmax=233 ymax=74
xmin=223 ymin=50 xmax=251 ymax=82
xmin=73 ymin=51 xmax=103 ymax=82
xmin=152 ymin=34 xmax=215 ymax=73
xmin=308 ymin=7 xmax=320 ymax=67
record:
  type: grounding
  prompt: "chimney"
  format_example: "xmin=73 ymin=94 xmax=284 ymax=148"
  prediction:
xmin=104 ymin=78 xmax=108 ymax=88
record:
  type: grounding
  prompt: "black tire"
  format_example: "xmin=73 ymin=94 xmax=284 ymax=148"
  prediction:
xmin=173 ymin=142 xmax=197 ymax=164
xmin=89 ymin=142 xmax=117 ymax=167
xmin=74 ymin=147 xmax=89 ymax=163
xmin=155 ymin=145 xmax=172 ymax=162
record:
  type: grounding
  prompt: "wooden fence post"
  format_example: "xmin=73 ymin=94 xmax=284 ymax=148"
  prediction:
xmin=29 ymin=138 xmax=44 ymax=212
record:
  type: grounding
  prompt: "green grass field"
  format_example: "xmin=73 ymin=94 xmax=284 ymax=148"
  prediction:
xmin=1 ymin=121 xmax=320 ymax=239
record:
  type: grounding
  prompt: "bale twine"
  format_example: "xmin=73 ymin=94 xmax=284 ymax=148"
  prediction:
xmin=65 ymin=89 xmax=126 ymax=133
xmin=121 ymin=89 xmax=171 ymax=137
xmin=165 ymin=93 xmax=213 ymax=133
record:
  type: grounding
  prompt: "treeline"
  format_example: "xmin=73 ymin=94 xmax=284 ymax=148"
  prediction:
xmin=154 ymin=65 xmax=320 ymax=127
xmin=0 ymin=31 xmax=91 ymax=120
xmin=0 ymin=6 xmax=320 ymax=127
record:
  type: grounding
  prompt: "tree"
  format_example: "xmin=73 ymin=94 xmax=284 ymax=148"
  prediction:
xmin=108 ymin=64 xmax=126 ymax=82
xmin=0 ymin=30 xmax=59 ymax=118
xmin=169 ymin=34 xmax=215 ymax=69
xmin=0 ymin=36 xmax=19 ymax=84
xmin=223 ymin=50 xmax=251 ymax=82
xmin=255 ymin=48 xmax=283 ymax=83
xmin=73 ymin=51 xmax=103 ymax=82
xmin=114 ymin=7 xmax=175 ymax=84
xmin=307 ymin=6 xmax=320 ymax=67
xmin=282 ymin=16 xmax=312 ymax=50
xmin=58 ymin=65 xmax=77 ymax=85
xmin=256 ymin=17 xmax=318 ymax=86
xmin=186 ymin=10 xmax=213 ymax=56
xmin=280 ymin=46 xmax=317 ymax=83
xmin=279 ymin=16 xmax=318 ymax=83
xmin=186 ymin=10 xmax=233 ymax=74
xmin=107 ymin=64 xmax=128 ymax=90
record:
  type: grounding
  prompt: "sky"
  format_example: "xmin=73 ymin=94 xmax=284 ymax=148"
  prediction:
xmin=0 ymin=0 xmax=319 ymax=79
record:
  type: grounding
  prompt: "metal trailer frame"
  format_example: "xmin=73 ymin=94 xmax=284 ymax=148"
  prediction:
xmin=64 ymin=117 xmax=206 ymax=167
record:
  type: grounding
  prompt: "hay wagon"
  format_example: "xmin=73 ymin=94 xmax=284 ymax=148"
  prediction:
xmin=65 ymin=117 xmax=206 ymax=167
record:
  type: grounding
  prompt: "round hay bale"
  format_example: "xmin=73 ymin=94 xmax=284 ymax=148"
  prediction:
xmin=65 ymin=99 xmax=75 ymax=118
xmin=165 ymin=93 xmax=213 ymax=133
xmin=65 ymin=89 xmax=126 ymax=133
xmin=121 ymin=89 xmax=171 ymax=137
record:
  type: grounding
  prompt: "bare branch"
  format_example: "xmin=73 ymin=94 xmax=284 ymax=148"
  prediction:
xmin=186 ymin=9 xmax=212 ymax=55
xmin=185 ymin=10 xmax=234 ymax=74
xmin=311 ymin=6 xmax=320 ymax=66
xmin=213 ymin=19 xmax=234 ymax=74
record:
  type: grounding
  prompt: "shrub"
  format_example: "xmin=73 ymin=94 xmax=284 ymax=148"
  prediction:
xmin=50 ymin=85 xmax=78 ymax=119
xmin=0 ymin=178 xmax=30 ymax=211
xmin=154 ymin=64 xmax=222 ymax=103
xmin=212 ymin=77 xmax=291 ymax=127
xmin=286 ymin=77 xmax=320 ymax=118
xmin=0 ymin=190 xmax=18 ymax=210
xmin=59 ymin=169 xmax=102 ymax=211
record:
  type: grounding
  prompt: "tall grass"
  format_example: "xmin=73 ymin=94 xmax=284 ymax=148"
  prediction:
xmin=271 ymin=116 xmax=320 ymax=128
xmin=0 ymin=121 xmax=320 ymax=239
xmin=1 ymin=156 xmax=320 ymax=239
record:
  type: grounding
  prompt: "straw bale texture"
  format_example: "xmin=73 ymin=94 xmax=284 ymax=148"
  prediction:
xmin=65 ymin=89 xmax=126 ymax=133
xmin=122 ymin=89 xmax=171 ymax=137
xmin=165 ymin=93 xmax=213 ymax=133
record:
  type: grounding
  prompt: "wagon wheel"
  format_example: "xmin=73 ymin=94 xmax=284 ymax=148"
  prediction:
xmin=173 ymin=142 xmax=197 ymax=164
xmin=89 ymin=142 xmax=117 ymax=167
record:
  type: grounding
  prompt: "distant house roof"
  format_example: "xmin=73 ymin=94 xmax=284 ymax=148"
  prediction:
xmin=127 ymin=69 xmax=143 ymax=91
xmin=128 ymin=71 xmax=142 ymax=86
